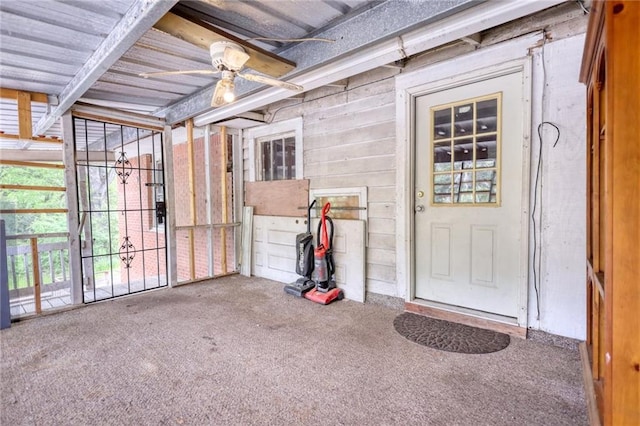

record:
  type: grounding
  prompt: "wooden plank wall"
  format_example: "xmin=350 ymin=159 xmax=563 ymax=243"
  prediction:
xmin=244 ymin=68 xmax=399 ymax=297
xmin=242 ymin=2 xmax=589 ymax=300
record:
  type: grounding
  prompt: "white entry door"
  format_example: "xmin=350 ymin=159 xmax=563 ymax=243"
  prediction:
xmin=414 ymin=71 xmax=526 ymax=319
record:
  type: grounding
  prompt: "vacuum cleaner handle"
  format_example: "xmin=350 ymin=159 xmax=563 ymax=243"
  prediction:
xmin=306 ymin=200 xmax=316 ymax=233
xmin=317 ymin=202 xmax=331 ymax=248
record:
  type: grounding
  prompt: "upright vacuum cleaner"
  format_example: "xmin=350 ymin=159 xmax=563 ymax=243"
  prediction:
xmin=284 ymin=200 xmax=316 ymax=297
xmin=305 ymin=202 xmax=344 ymax=305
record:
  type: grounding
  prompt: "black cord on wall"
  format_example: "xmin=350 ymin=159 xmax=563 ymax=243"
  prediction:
xmin=532 ymin=121 xmax=560 ymax=320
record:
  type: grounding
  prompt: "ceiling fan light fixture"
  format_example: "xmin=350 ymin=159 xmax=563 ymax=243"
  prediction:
xmin=223 ymin=80 xmax=235 ymax=103
xmin=212 ymin=77 xmax=236 ymax=107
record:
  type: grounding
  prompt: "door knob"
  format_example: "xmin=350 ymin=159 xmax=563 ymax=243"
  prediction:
xmin=415 ymin=204 xmax=425 ymax=212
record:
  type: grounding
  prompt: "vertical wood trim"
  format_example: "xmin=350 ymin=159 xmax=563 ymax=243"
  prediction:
xmin=240 ymin=206 xmax=253 ymax=276
xmin=220 ymin=126 xmax=228 ymax=274
xmin=592 ymin=286 xmax=600 ymax=379
xmin=580 ymin=342 xmax=603 ymax=426
xmin=186 ymin=119 xmax=196 ymax=280
xmin=163 ymin=125 xmax=178 ymax=287
xmin=592 ymin=77 xmax=601 ymax=272
xmin=517 ymin=58 xmax=533 ymax=328
xmin=602 ymin=5 xmax=613 ymax=423
xmin=233 ymin=129 xmax=244 ymax=271
xmin=61 ymin=112 xmax=83 ymax=304
xmin=607 ymin=2 xmax=640 ymax=424
xmin=586 ymin=86 xmax=593 ymax=263
xmin=30 ymin=238 xmax=41 ymax=314
xmin=204 ymin=125 xmax=213 ymax=276
xmin=17 ymin=91 xmax=33 ymax=139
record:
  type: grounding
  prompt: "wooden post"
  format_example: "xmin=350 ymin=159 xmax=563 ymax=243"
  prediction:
xmin=17 ymin=91 xmax=33 ymax=140
xmin=30 ymin=238 xmax=41 ymax=314
xmin=219 ymin=126 xmax=228 ymax=274
xmin=186 ymin=119 xmax=196 ymax=280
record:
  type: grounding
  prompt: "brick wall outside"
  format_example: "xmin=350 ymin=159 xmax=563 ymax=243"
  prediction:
xmin=118 ymin=132 xmax=235 ymax=284
xmin=117 ymin=154 xmax=166 ymax=283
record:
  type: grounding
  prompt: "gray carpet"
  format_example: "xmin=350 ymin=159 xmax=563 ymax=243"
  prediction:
xmin=394 ymin=312 xmax=511 ymax=354
xmin=0 ymin=275 xmax=587 ymax=425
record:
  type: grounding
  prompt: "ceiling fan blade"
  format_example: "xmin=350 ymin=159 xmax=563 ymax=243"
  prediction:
xmin=224 ymin=47 xmax=250 ymax=70
xmin=154 ymin=12 xmax=295 ymax=78
xmin=237 ymin=73 xmax=303 ymax=91
xmin=139 ymin=70 xmax=217 ymax=78
xmin=211 ymin=80 xmax=227 ymax=107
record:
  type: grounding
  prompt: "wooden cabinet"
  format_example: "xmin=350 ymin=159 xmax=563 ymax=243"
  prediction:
xmin=579 ymin=1 xmax=640 ymax=425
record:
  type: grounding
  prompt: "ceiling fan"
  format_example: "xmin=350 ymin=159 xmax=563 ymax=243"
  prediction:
xmin=140 ymin=41 xmax=303 ymax=107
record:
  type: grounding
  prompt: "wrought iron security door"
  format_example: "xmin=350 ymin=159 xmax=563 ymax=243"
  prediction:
xmin=74 ymin=118 xmax=167 ymax=302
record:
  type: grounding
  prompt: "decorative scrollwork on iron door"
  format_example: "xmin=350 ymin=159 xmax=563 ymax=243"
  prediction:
xmin=119 ymin=236 xmax=136 ymax=268
xmin=114 ymin=151 xmax=133 ymax=184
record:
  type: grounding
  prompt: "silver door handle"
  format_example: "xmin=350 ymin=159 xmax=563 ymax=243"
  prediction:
xmin=415 ymin=205 xmax=425 ymax=212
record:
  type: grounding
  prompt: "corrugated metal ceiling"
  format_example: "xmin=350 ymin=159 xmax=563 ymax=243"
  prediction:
xmin=83 ymin=0 xmax=375 ymax=112
xmin=0 ymin=0 xmax=375 ymax=146
xmin=0 ymin=0 xmax=134 ymax=96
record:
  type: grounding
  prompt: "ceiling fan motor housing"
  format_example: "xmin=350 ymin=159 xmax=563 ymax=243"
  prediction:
xmin=210 ymin=41 xmax=246 ymax=71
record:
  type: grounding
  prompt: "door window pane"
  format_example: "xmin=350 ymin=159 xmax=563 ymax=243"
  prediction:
xmin=430 ymin=94 xmax=501 ymax=206
xmin=475 ymin=135 xmax=497 ymax=168
xmin=454 ymin=103 xmax=474 ymax=137
xmin=433 ymin=108 xmax=452 ymax=140
xmin=476 ymin=99 xmax=498 ymax=133
xmin=433 ymin=142 xmax=451 ymax=172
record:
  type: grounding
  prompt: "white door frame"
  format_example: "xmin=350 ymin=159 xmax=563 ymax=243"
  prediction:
xmin=395 ymin=33 xmax=538 ymax=327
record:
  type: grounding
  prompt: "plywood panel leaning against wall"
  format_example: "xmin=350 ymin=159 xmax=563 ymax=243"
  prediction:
xmin=245 ymin=179 xmax=309 ymax=217
xmin=579 ymin=1 xmax=640 ymax=424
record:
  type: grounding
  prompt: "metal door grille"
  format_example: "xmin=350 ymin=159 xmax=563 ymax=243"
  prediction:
xmin=73 ymin=118 xmax=167 ymax=302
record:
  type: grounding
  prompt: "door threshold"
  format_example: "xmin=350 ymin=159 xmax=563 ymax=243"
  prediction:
xmin=405 ymin=299 xmax=526 ymax=339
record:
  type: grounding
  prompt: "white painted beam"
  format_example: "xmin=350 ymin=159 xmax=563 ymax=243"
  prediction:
xmin=61 ymin=112 xmax=83 ymax=305
xmin=193 ymin=0 xmax=564 ymax=127
xmin=32 ymin=0 xmax=177 ymax=137
xmin=461 ymin=33 xmax=482 ymax=46
xmin=163 ymin=124 xmax=178 ymax=287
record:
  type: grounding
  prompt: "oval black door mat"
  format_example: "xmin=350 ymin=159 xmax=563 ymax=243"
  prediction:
xmin=393 ymin=312 xmax=510 ymax=354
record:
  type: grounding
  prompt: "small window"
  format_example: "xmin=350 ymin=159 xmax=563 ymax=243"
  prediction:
xmin=247 ymin=117 xmax=303 ymax=182
xmin=258 ymin=135 xmax=296 ymax=181
xmin=431 ymin=94 xmax=501 ymax=205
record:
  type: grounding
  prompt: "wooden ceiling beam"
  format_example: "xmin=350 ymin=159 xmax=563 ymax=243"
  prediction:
xmin=0 ymin=88 xmax=48 ymax=103
xmin=153 ymin=11 xmax=295 ymax=78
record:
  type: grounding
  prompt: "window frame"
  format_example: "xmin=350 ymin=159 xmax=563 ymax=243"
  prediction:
xmin=246 ymin=117 xmax=303 ymax=182
xmin=429 ymin=92 xmax=502 ymax=207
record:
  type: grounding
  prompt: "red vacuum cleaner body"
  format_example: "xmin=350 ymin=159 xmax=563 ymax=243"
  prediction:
xmin=304 ymin=202 xmax=343 ymax=305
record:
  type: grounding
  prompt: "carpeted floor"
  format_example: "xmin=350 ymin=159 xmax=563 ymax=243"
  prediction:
xmin=0 ymin=275 xmax=587 ymax=425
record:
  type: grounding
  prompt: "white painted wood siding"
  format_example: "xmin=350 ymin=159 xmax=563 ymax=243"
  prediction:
xmin=243 ymin=68 xmax=400 ymax=298
xmin=252 ymin=215 xmax=366 ymax=302
xmin=243 ymin=2 xmax=589 ymax=321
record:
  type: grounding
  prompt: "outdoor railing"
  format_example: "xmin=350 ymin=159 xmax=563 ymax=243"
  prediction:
xmin=5 ymin=232 xmax=70 ymax=314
